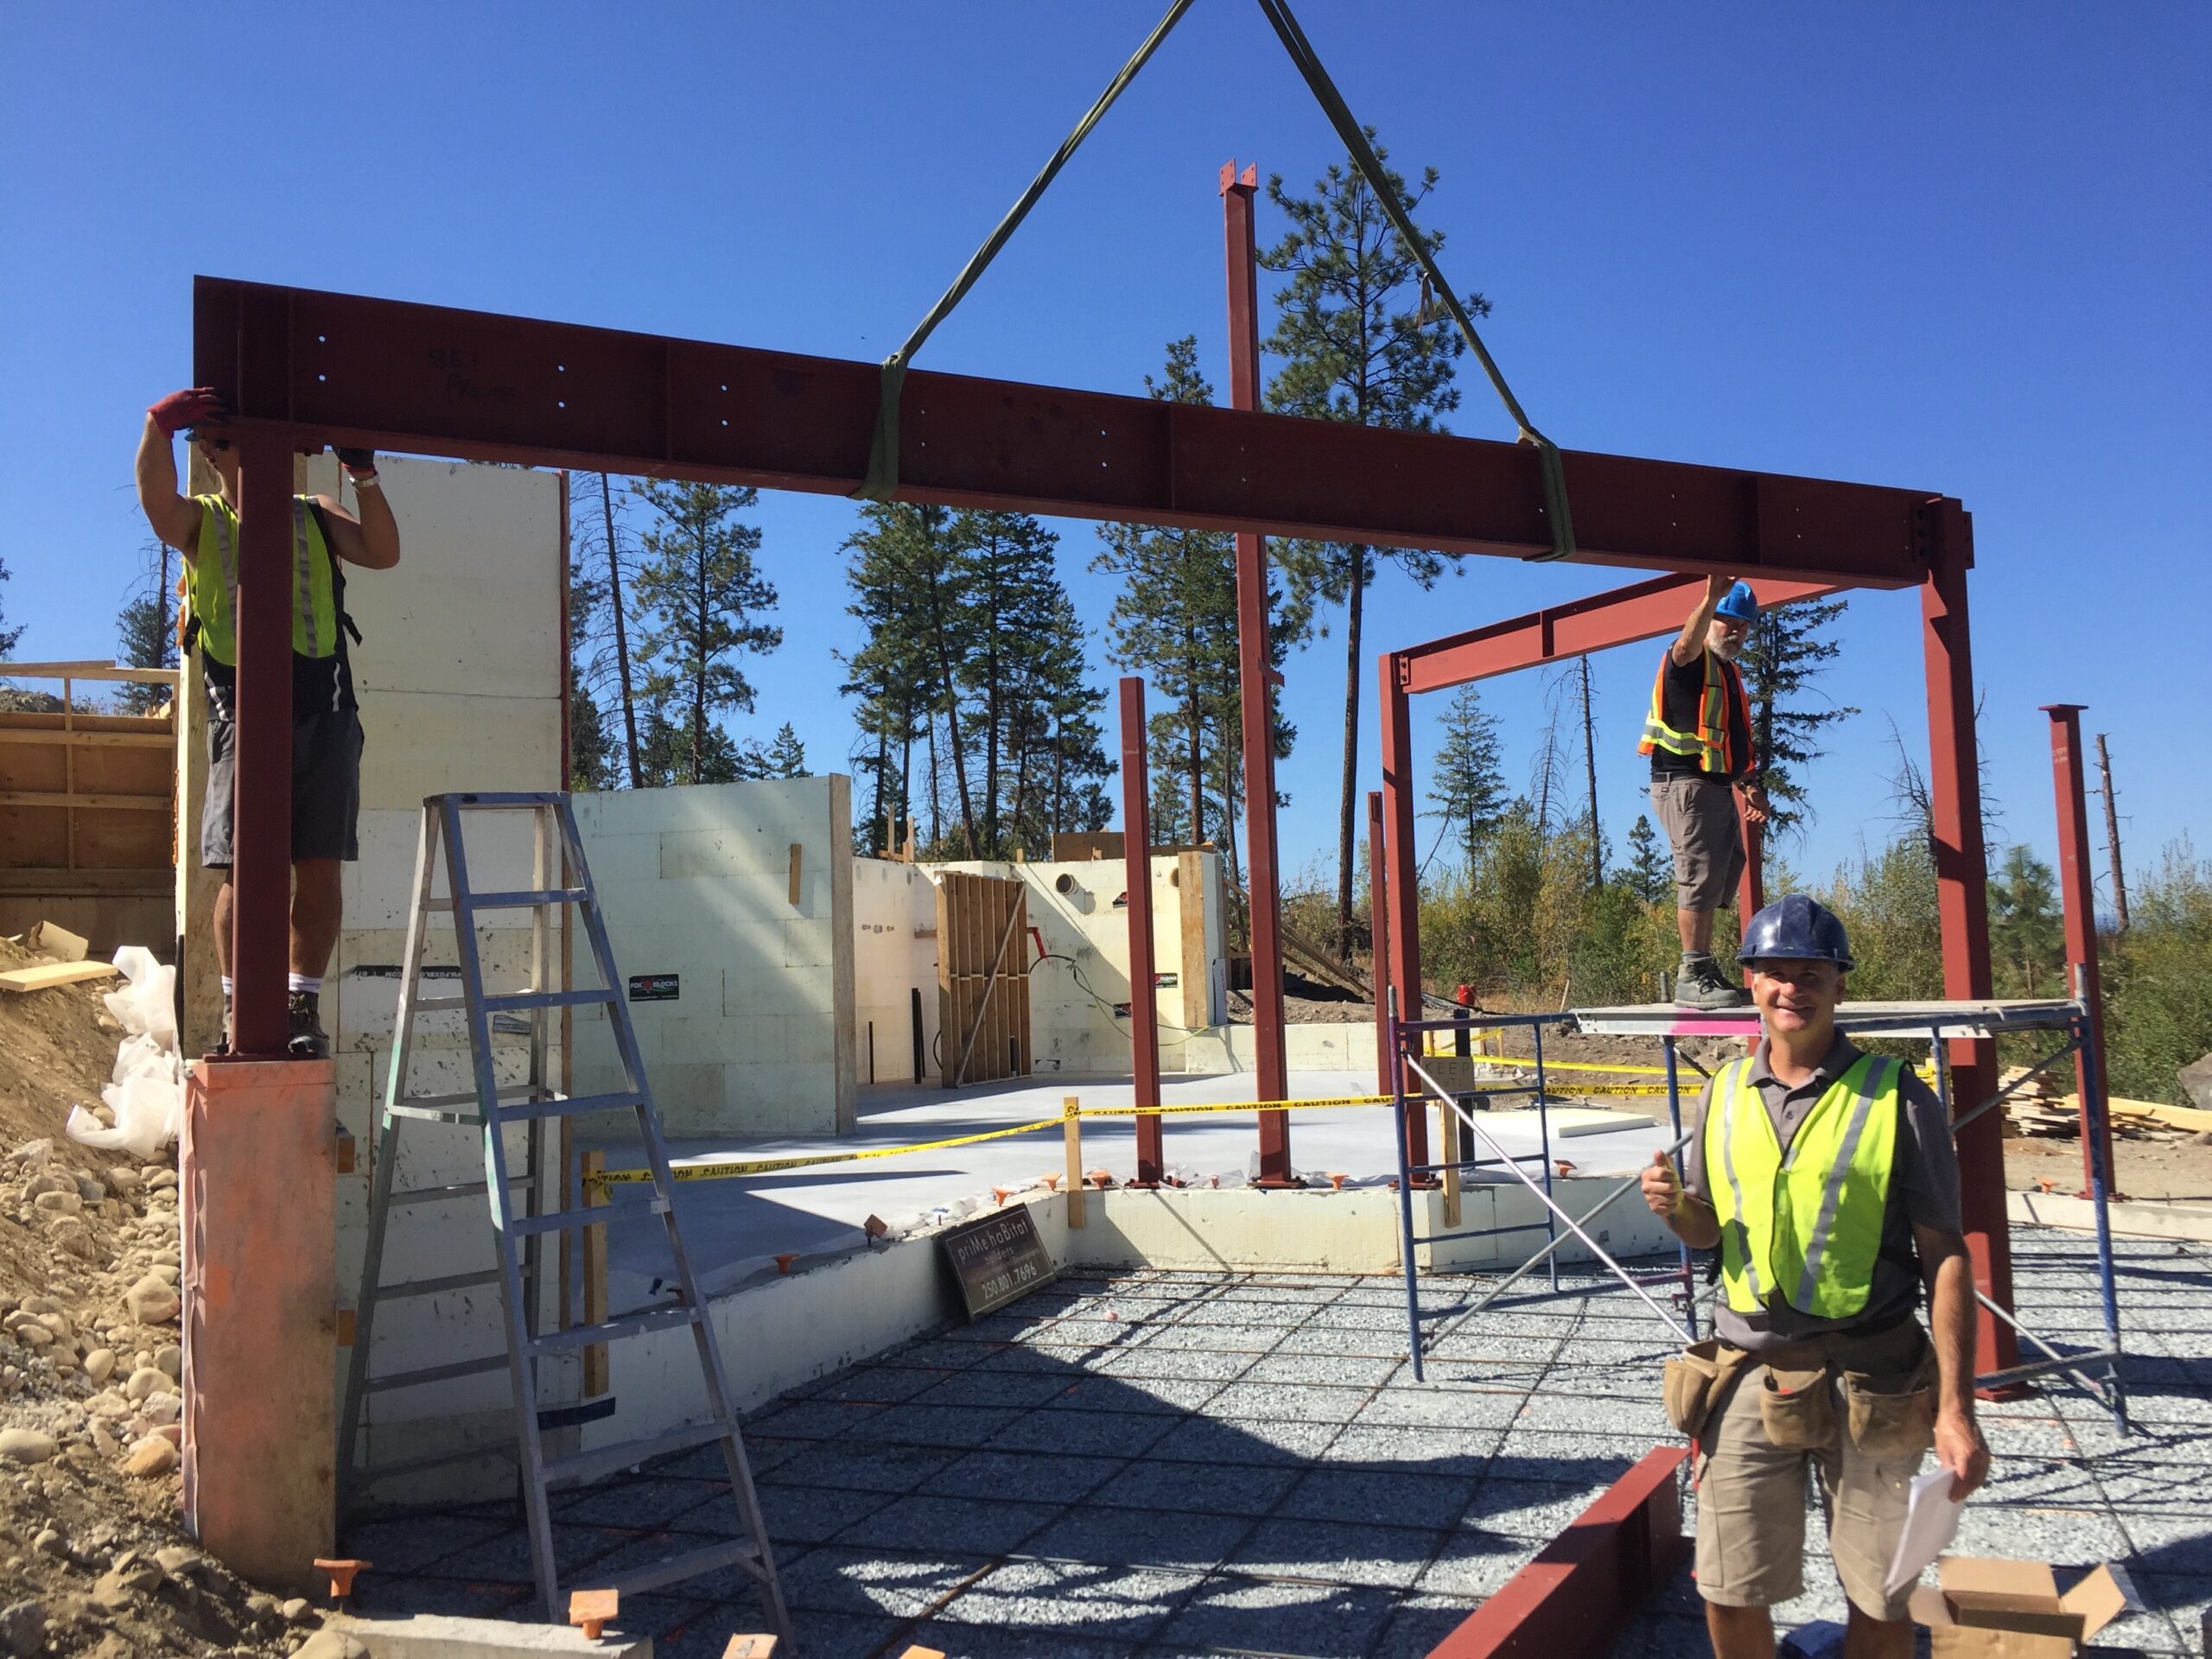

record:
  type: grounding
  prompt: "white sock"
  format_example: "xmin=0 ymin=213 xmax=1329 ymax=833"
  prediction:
xmin=288 ymin=974 xmax=322 ymax=996
xmin=220 ymin=976 xmax=234 ymax=1000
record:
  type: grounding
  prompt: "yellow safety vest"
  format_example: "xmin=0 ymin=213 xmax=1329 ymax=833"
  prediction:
xmin=1637 ymin=647 xmax=1752 ymax=776
xmin=1704 ymin=1052 xmax=1901 ymax=1319
xmin=183 ymin=493 xmax=340 ymax=667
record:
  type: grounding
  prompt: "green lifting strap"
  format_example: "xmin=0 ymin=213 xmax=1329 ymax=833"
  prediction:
xmin=853 ymin=0 xmax=1198 ymax=503
xmin=1253 ymin=0 xmax=1576 ymax=563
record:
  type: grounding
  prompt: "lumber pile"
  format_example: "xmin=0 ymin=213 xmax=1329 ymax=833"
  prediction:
xmin=2000 ymin=1065 xmax=2211 ymax=1141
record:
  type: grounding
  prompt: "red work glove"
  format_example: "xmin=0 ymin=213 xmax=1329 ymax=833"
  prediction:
xmin=148 ymin=388 xmax=225 ymax=436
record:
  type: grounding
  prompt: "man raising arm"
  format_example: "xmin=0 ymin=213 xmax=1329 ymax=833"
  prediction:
xmin=137 ymin=387 xmax=399 ymax=1057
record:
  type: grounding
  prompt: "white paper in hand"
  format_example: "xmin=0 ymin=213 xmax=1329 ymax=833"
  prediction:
xmin=1884 ymin=1468 xmax=1967 ymax=1599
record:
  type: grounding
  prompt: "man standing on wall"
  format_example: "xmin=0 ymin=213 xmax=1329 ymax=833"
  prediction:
xmin=1638 ymin=574 xmax=1770 ymax=1008
xmin=136 ymin=387 xmax=402 ymax=1058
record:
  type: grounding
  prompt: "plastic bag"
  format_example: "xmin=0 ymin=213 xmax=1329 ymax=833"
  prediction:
xmin=101 ymin=947 xmax=177 ymax=1051
xmin=71 ymin=947 xmax=184 ymax=1160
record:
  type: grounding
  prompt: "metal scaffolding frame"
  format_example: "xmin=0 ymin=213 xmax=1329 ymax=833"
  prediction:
xmin=1387 ymin=993 xmax=2129 ymax=1430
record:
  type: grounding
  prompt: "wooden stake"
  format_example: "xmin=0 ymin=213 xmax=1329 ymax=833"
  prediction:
xmin=1063 ymin=1097 xmax=1085 ymax=1230
xmin=582 ymin=1150 xmax=609 ymax=1397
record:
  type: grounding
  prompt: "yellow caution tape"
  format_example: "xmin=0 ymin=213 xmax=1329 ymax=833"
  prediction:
xmin=585 ymin=1084 xmax=1669 ymax=1188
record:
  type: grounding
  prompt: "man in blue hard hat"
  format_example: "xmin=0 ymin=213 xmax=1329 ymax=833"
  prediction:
xmin=1637 ymin=575 xmax=1770 ymax=1007
xmin=1641 ymin=894 xmax=1988 ymax=1659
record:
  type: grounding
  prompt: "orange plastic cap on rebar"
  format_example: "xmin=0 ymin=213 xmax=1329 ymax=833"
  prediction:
xmin=569 ymin=1587 xmax=618 ymax=1639
xmin=313 ymin=1558 xmax=368 ymax=1599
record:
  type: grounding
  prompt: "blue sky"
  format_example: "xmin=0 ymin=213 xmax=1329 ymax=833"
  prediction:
xmin=3 ymin=3 xmax=2205 ymax=899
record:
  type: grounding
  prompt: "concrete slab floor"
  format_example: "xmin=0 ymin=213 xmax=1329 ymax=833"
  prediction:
xmin=344 ymin=1230 xmax=2209 ymax=1659
xmin=580 ymin=1068 xmax=1681 ymax=1299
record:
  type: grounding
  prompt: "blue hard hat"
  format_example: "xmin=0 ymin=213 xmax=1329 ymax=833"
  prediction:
xmin=1715 ymin=581 xmax=1758 ymax=624
xmin=1739 ymin=893 xmax=1854 ymax=970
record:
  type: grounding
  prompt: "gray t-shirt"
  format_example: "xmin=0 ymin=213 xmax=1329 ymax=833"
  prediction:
xmin=1681 ymin=1033 xmax=1962 ymax=1353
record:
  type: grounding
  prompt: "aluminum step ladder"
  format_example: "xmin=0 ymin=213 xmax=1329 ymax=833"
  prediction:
xmin=338 ymin=791 xmax=791 ymax=1638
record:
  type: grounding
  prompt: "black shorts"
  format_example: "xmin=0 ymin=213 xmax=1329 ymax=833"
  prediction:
xmin=200 ymin=691 xmax=364 ymax=869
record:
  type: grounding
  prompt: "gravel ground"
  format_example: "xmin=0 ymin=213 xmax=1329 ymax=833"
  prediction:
xmin=344 ymin=1231 xmax=2209 ymax=1658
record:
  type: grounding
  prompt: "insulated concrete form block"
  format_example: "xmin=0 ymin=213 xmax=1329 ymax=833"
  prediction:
xmin=1180 ymin=1020 xmax=1380 ymax=1076
xmin=851 ymin=859 xmax=942 ymax=1084
xmin=317 ymin=455 xmax=563 ymax=704
xmin=572 ymin=777 xmax=857 ymax=1137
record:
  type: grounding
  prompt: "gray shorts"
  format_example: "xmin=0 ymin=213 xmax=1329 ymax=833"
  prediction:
xmin=200 ymin=692 xmax=364 ymax=869
xmin=1651 ymin=774 xmax=1744 ymax=912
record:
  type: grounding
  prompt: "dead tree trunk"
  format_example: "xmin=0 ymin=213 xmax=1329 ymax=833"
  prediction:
xmin=2096 ymin=732 xmax=2129 ymax=932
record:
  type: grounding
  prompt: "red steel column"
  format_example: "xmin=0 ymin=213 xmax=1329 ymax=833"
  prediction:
xmin=1224 ymin=160 xmax=1292 ymax=1182
xmin=1367 ymin=790 xmax=1390 ymax=1096
xmin=231 ymin=427 xmax=296 ymax=1058
xmin=1919 ymin=500 xmax=2017 ymax=1374
xmin=1118 ymin=678 xmax=1164 ymax=1185
xmin=1378 ymin=654 xmax=1428 ymax=1169
xmin=2043 ymin=705 xmax=2120 ymax=1201
xmin=1738 ymin=810 xmax=1766 ymax=924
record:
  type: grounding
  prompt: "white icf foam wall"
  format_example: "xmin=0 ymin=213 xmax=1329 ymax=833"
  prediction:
xmin=315 ymin=456 xmax=572 ymax=1497
xmin=913 ymin=852 xmax=1225 ymax=1077
xmin=570 ymin=777 xmax=858 ymax=1137
xmin=851 ymin=858 xmax=941 ymax=1085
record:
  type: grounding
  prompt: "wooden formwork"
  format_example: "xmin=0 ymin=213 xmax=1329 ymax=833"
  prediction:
xmin=0 ymin=663 xmax=178 ymax=954
xmin=936 ymin=870 xmax=1031 ymax=1088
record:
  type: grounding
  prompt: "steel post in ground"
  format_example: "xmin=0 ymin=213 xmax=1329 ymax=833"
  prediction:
xmin=2072 ymin=1002 xmax=2128 ymax=1432
xmin=1919 ymin=500 xmax=2017 ymax=1374
xmin=1534 ymin=1021 xmax=1560 ymax=1293
xmin=1388 ymin=990 xmax=1423 ymax=1381
xmin=1223 ymin=162 xmax=1292 ymax=1185
xmin=1367 ymin=791 xmax=1391 ymax=1097
xmin=2044 ymin=705 xmax=2121 ymax=1202
xmin=1117 ymin=677 xmax=1164 ymax=1185
xmin=229 ymin=425 xmax=296 ymax=1056
xmin=1378 ymin=657 xmax=1427 ymax=1171
xmin=1663 ymin=1039 xmax=1699 ymax=1341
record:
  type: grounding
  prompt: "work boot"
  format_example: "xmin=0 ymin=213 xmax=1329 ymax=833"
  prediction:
xmin=286 ymin=990 xmax=331 ymax=1060
xmin=1674 ymin=954 xmax=1750 ymax=1010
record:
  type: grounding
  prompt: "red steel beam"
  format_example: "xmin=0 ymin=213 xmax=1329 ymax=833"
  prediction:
xmin=1117 ymin=678 xmax=1164 ymax=1186
xmin=1396 ymin=572 xmax=1845 ymax=696
xmin=193 ymin=276 xmax=1937 ymax=587
xmin=1223 ymin=165 xmax=1293 ymax=1185
xmin=1426 ymin=1446 xmax=1689 ymax=1659
xmin=1919 ymin=500 xmax=2017 ymax=1373
xmin=2043 ymin=705 xmax=2119 ymax=1201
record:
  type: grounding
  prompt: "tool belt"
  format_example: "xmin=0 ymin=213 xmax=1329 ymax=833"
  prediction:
xmin=1663 ymin=1317 xmax=1936 ymax=1462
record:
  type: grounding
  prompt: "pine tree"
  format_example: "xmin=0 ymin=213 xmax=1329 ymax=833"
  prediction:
xmin=841 ymin=503 xmax=982 ymax=854
xmin=113 ymin=540 xmax=179 ymax=714
xmin=630 ymin=480 xmax=782 ymax=788
xmin=1989 ymin=843 xmax=2063 ymax=996
xmin=1092 ymin=340 xmax=1246 ymax=847
xmin=568 ymin=674 xmax=620 ymax=790
xmin=1262 ymin=137 xmax=1476 ymax=957
xmin=1624 ymin=814 xmax=1669 ymax=905
xmin=1093 ymin=339 xmax=1304 ymax=872
xmin=570 ymin=474 xmax=643 ymax=785
xmin=1739 ymin=597 xmax=1859 ymax=842
xmin=1426 ymin=684 xmax=1506 ymax=869
xmin=759 ymin=722 xmax=808 ymax=779
xmin=0 ymin=556 xmax=23 ymax=658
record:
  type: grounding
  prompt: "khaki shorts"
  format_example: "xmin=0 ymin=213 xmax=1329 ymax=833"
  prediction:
xmin=1694 ymin=1321 xmax=1936 ymax=1621
xmin=1651 ymin=774 xmax=1745 ymax=912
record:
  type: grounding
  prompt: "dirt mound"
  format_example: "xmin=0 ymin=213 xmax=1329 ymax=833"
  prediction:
xmin=0 ymin=938 xmax=305 ymax=1656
